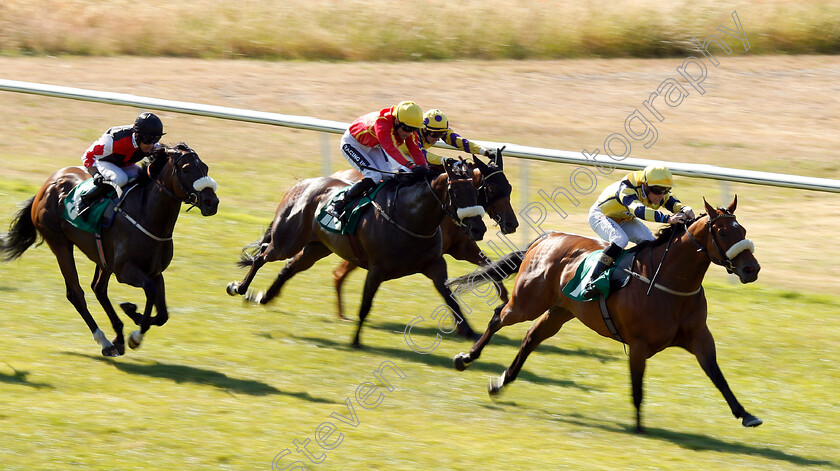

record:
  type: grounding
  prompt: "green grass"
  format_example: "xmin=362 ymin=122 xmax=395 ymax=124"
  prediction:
xmin=1 ymin=0 xmax=839 ymax=60
xmin=1 ymin=168 xmax=839 ymax=470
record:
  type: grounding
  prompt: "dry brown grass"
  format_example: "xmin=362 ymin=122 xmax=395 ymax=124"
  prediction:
xmin=1 ymin=0 xmax=838 ymax=59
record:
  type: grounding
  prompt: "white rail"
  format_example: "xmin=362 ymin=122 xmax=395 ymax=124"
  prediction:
xmin=3 ymin=78 xmax=839 ymax=194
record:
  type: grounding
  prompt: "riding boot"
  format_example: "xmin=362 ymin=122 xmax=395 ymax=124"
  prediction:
xmin=581 ymin=242 xmax=623 ymax=299
xmin=327 ymin=178 xmax=376 ymax=218
xmin=77 ymin=182 xmax=112 ymax=215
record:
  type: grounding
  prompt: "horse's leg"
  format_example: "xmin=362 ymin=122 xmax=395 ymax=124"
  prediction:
xmin=90 ymin=266 xmax=125 ymax=356
xmin=352 ymin=267 xmax=384 ymax=348
xmin=628 ymin=342 xmax=651 ymax=433
xmin=248 ymin=242 xmax=332 ymax=304
xmin=333 ymin=260 xmax=357 ymax=320
xmin=488 ymin=307 xmax=573 ymax=395
xmin=48 ymin=241 xmax=119 ymax=357
xmin=454 ymin=284 xmax=555 ymax=371
xmin=422 ymin=256 xmax=476 ymax=341
xmin=227 ymin=243 xmax=270 ymax=296
xmin=690 ymin=326 xmax=762 ymax=428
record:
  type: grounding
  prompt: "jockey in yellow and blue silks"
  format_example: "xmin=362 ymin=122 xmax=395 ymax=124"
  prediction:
xmin=399 ymin=109 xmax=498 ymax=166
xmin=582 ymin=165 xmax=695 ymax=299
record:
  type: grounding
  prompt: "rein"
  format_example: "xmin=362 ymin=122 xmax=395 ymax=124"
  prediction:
xmin=370 ymin=200 xmax=441 ymax=239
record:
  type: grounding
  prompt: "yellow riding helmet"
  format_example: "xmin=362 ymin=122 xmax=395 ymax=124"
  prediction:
xmin=423 ymin=109 xmax=450 ymax=132
xmin=643 ymin=165 xmax=674 ymax=188
xmin=393 ymin=101 xmax=424 ymax=129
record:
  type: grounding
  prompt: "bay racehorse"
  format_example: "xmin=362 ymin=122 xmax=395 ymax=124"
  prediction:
xmin=331 ymin=153 xmax=518 ymax=319
xmin=446 ymin=197 xmax=763 ymax=432
xmin=226 ymin=158 xmax=486 ymax=347
xmin=0 ymin=143 xmax=219 ymax=356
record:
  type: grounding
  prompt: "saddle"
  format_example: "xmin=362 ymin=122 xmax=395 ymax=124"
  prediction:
xmin=316 ymin=181 xmax=388 ymax=235
xmin=61 ymin=179 xmax=131 ymax=234
xmin=562 ymin=248 xmax=637 ymax=302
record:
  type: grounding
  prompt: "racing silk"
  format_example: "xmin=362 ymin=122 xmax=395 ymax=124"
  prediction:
xmin=403 ymin=129 xmax=491 ymax=165
xmin=82 ymin=125 xmax=156 ymax=168
xmin=348 ymin=107 xmax=427 ymax=168
xmin=595 ymin=170 xmax=685 ymax=224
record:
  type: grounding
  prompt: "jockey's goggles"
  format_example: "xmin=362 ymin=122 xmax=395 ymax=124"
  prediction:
xmin=138 ymin=133 xmax=163 ymax=145
xmin=648 ymin=185 xmax=669 ymax=195
xmin=398 ymin=123 xmax=420 ymax=133
xmin=425 ymin=129 xmax=446 ymax=140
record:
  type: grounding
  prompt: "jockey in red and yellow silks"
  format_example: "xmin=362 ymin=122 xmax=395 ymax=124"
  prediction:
xmin=581 ymin=165 xmax=695 ymax=299
xmin=398 ymin=109 xmax=495 ymax=166
xmin=327 ymin=101 xmax=429 ymax=218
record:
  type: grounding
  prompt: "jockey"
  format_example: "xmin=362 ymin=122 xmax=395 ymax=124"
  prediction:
xmin=327 ymin=101 xmax=429 ymax=218
xmin=78 ymin=112 xmax=165 ymax=213
xmin=582 ymin=165 xmax=695 ymax=299
xmin=413 ymin=109 xmax=499 ymax=165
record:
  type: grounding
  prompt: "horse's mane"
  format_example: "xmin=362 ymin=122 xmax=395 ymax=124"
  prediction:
xmin=632 ymin=214 xmax=706 ymax=252
xmin=144 ymin=142 xmax=193 ymax=180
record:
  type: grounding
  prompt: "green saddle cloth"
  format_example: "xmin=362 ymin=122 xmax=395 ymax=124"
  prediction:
xmin=61 ymin=179 xmax=115 ymax=234
xmin=562 ymin=249 xmax=630 ymax=302
xmin=316 ymin=182 xmax=386 ymax=235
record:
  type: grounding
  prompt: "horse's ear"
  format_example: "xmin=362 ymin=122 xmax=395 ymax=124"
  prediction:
xmin=494 ymin=145 xmax=506 ymax=170
xmin=703 ymin=197 xmax=716 ymax=215
xmin=473 ymin=154 xmax=489 ymax=173
xmin=727 ymin=194 xmax=738 ymax=213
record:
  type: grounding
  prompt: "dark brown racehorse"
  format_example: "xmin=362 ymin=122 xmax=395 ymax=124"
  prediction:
xmin=331 ymin=154 xmax=518 ymax=319
xmin=227 ymin=158 xmax=487 ymax=347
xmin=446 ymin=197 xmax=763 ymax=432
xmin=0 ymin=143 xmax=219 ymax=357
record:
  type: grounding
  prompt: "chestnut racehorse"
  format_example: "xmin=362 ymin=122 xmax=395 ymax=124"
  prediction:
xmin=0 ymin=144 xmax=219 ymax=356
xmin=227 ymin=158 xmax=487 ymax=347
xmin=331 ymin=153 xmax=518 ymax=319
xmin=446 ymin=197 xmax=763 ymax=432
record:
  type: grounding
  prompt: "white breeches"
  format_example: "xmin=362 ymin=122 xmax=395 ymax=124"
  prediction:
xmin=92 ymin=161 xmax=140 ymax=187
xmin=339 ymin=131 xmax=409 ymax=182
xmin=589 ymin=205 xmax=655 ymax=248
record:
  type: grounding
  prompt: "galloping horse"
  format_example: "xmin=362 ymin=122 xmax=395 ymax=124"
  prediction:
xmin=446 ymin=198 xmax=763 ymax=432
xmin=226 ymin=158 xmax=487 ymax=347
xmin=331 ymin=153 xmax=518 ymax=319
xmin=0 ymin=143 xmax=219 ymax=357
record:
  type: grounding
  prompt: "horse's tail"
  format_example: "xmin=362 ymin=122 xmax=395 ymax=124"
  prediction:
xmin=1 ymin=197 xmax=39 ymax=263
xmin=446 ymin=234 xmax=550 ymax=291
xmin=446 ymin=249 xmax=527 ymax=290
xmin=237 ymin=226 xmax=272 ymax=268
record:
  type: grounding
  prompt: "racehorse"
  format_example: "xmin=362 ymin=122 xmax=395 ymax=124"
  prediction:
xmin=226 ymin=158 xmax=487 ymax=347
xmin=0 ymin=143 xmax=219 ymax=357
xmin=331 ymin=153 xmax=518 ymax=319
xmin=446 ymin=198 xmax=763 ymax=432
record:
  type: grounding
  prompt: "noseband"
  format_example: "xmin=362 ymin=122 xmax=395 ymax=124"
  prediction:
xmin=684 ymin=213 xmax=755 ymax=273
xmin=155 ymin=151 xmax=218 ymax=210
xmin=427 ymin=173 xmax=485 ymax=228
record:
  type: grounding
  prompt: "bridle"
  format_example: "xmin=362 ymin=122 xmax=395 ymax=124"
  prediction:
xmin=426 ymin=167 xmax=485 ymax=228
xmin=683 ymin=212 xmax=755 ymax=274
xmin=154 ymin=149 xmax=217 ymax=211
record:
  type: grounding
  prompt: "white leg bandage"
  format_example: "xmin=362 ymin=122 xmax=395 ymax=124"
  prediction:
xmin=93 ymin=328 xmax=113 ymax=348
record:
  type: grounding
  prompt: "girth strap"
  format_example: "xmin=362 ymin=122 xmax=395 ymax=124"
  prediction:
xmin=598 ymin=294 xmax=625 ymax=344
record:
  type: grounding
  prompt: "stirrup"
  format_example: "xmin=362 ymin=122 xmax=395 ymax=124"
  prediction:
xmin=325 ymin=203 xmax=345 ymax=220
xmin=581 ymin=282 xmax=600 ymax=299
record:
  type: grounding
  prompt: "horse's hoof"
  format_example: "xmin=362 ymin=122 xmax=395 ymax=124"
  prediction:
xmin=453 ymin=353 xmax=472 ymax=371
xmin=244 ymin=290 xmax=265 ymax=304
xmin=743 ymin=415 xmax=763 ymax=427
xmin=112 ymin=340 xmax=126 ymax=356
xmin=101 ymin=345 xmax=122 ymax=357
xmin=488 ymin=375 xmax=504 ymax=396
xmin=226 ymin=282 xmax=240 ymax=296
xmin=128 ymin=330 xmax=143 ymax=350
